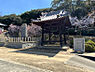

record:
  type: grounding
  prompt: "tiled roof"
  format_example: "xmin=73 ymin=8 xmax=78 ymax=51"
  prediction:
xmin=0 ymin=23 xmax=7 ymax=26
xmin=45 ymin=10 xmax=64 ymax=16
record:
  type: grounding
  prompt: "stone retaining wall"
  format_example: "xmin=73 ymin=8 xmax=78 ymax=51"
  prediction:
xmin=5 ymin=42 xmax=39 ymax=48
xmin=0 ymin=37 xmax=41 ymax=48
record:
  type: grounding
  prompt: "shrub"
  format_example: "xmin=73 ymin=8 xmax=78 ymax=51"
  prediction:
xmin=85 ymin=40 xmax=95 ymax=52
xmin=86 ymin=40 xmax=95 ymax=46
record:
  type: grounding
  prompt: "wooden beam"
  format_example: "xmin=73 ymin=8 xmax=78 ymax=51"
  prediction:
xmin=42 ymin=40 xmax=62 ymax=42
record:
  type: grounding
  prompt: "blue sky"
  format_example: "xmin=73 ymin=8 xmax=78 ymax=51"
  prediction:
xmin=0 ymin=0 xmax=52 ymax=16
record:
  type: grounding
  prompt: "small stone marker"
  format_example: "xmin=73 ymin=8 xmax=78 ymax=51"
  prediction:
xmin=74 ymin=38 xmax=85 ymax=53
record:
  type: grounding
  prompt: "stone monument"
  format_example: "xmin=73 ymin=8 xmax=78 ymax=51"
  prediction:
xmin=74 ymin=38 xmax=85 ymax=53
xmin=21 ymin=23 xmax=27 ymax=37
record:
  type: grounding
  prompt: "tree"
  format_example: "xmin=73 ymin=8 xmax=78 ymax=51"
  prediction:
xmin=51 ymin=0 xmax=93 ymax=19
xmin=51 ymin=0 xmax=72 ymax=11
xmin=20 ymin=8 xmax=52 ymax=24
xmin=0 ymin=14 xmax=22 ymax=26
xmin=27 ymin=23 xmax=42 ymax=37
xmin=8 ymin=24 xmax=20 ymax=37
xmin=0 ymin=8 xmax=52 ymax=27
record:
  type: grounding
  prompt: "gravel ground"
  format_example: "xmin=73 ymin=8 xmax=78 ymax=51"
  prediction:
xmin=0 ymin=47 xmax=93 ymax=72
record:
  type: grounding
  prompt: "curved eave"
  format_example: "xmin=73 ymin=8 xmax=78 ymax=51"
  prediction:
xmin=33 ymin=16 xmax=71 ymax=27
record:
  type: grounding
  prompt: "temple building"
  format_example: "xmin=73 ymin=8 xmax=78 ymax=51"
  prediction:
xmin=33 ymin=10 xmax=71 ymax=47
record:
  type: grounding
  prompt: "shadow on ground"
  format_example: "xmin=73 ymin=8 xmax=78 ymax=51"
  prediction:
xmin=11 ymin=46 xmax=65 ymax=57
xmin=79 ymin=55 xmax=95 ymax=61
xmin=0 ymin=42 xmax=5 ymax=47
xmin=5 ymin=46 xmax=22 ymax=49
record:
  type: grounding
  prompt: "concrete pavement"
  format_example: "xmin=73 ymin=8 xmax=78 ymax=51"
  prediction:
xmin=0 ymin=59 xmax=52 ymax=72
xmin=65 ymin=55 xmax=95 ymax=72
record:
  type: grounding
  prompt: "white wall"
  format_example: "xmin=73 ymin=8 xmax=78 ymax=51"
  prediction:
xmin=41 ymin=15 xmax=57 ymax=21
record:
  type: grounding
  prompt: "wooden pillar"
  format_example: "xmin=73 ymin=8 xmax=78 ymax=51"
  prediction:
xmin=59 ymin=26 xmax=63 ymax=47
xmin=41 ymin=24 xmax=44 ymax=46
xmin=60 ymin=33 xmax=63 ymax=47
xmin=49 ymin=25 xmax=52 ymax=44
xmin=64 ymin=27 xmax=67 ymax=45
xmin=49 ymin=33 xmax=51 ymax=44
xmin=64 ymin=33 xmax=67 ymax=45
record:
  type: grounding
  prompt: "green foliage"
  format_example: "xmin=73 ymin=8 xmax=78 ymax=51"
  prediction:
xmin=0 ymin=8 xmax=52 ymax=26
xmin=0 ymin=14 xmax=22 ymax=26
xmin=71 ymin=8 xmax=88 ymax=19
xmin=51 ymin=0 xmax=94 ymax=19
xmin=68 ymin=28 xmax=76 ymax=35
xmin=20 ymin=8 xmax=52 ymax=24
xmin=86 ymin=40 xmax=95 ymax=45
xmin=85 ymin=40 xmax=95 ymax=52
xmin=87 ymin=29 xmax=95 ymax=36
xmin=68 ymin=28 xmax=95 ymax=36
